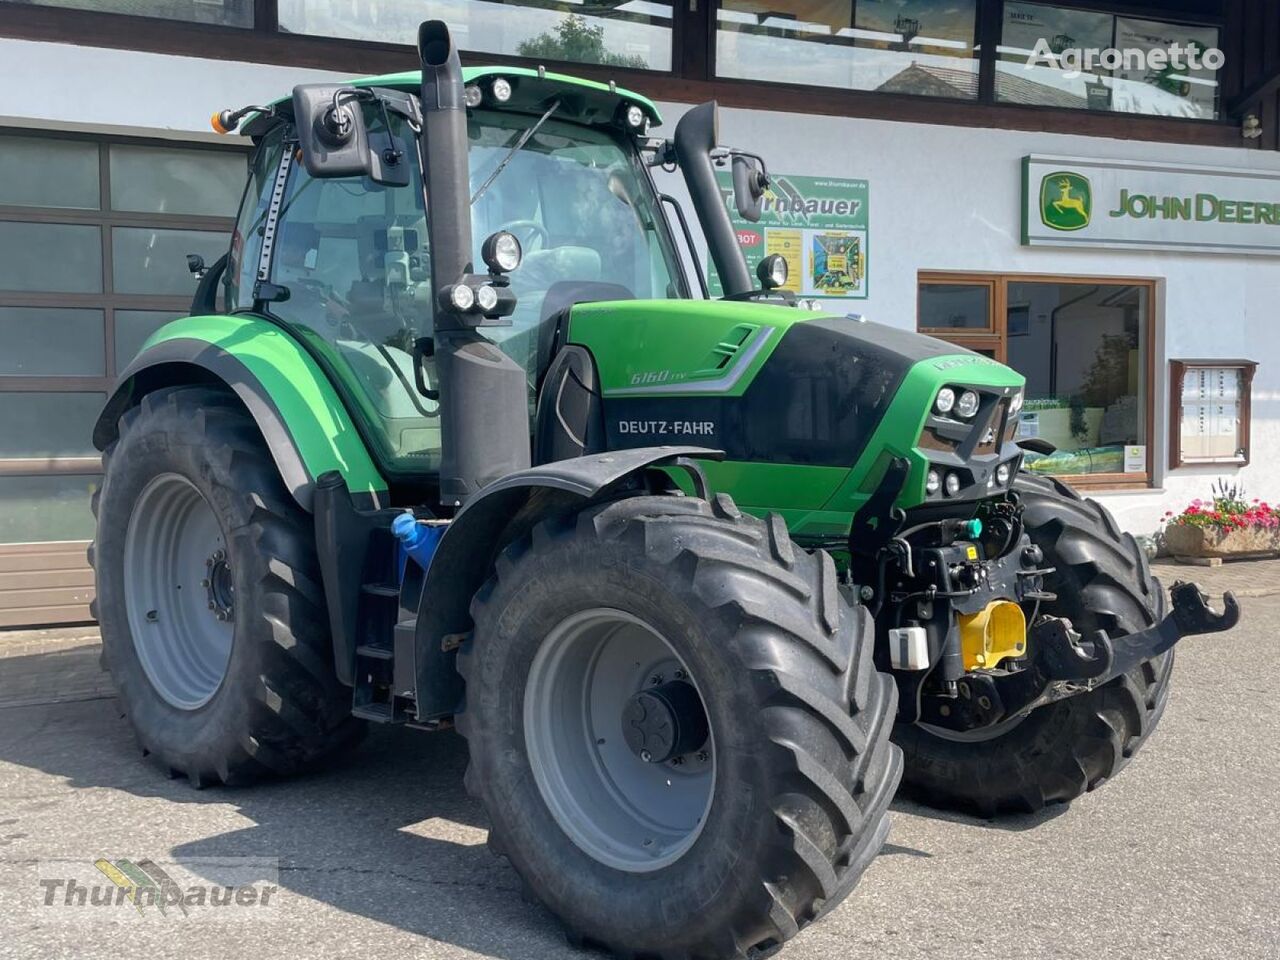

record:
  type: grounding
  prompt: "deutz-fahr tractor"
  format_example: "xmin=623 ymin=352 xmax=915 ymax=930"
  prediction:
xmin=90 ymin=20 xmax=1238 ymax=959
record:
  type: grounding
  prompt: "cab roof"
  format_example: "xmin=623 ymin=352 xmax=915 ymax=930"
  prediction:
xmin=272 ymin=65 xmax=661 ymax=129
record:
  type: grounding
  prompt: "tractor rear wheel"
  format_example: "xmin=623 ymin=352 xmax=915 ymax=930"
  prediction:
xmin=894 ymin=472 xmax=1173 ymax=817
xmin=458 ymin=494 xmax=901 ymax=959
xmin=91 ymin=386 xmax=360 ymax=786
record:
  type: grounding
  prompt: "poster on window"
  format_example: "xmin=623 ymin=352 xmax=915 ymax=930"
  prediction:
xmin=855 ymin=0 xmax=976 ymax=51
xmin=711 ymin=173 xmax=869 ymax=300
xmin=1113 ymin=17 xmax=1220 ymax=119
xmin=1001 ymin=2 xmax=1112 ymax=68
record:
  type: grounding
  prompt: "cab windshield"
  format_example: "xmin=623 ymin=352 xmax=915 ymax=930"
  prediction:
xmin=229 ymin=104 xmax=684 ymax=473
xmin=469 ymin=109 xmax=685 ymax=379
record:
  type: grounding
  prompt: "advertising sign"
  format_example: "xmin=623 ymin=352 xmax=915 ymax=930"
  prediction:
xmin=1022 ymin=155 xmax=1280 ymax=256
xmin=712 ymin=172 xmax=870 ymax=299
xmin=1113 ymin=17 xmax=1220 ymax=118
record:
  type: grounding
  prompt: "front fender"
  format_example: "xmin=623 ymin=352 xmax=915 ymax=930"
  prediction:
xmin=411 ymin=446 xmax=719 ymax=720
xmin=94 ymin=315 xmax=387 ymax=511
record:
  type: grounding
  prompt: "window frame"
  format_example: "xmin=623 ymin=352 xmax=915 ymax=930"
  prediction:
xmin=918 ymin=269 xmax=1158 ymax=490
xmin=0 ymin=2 xmax=1250 ymax=150
xmin=0 ymin=129 xmax=245 ymax=502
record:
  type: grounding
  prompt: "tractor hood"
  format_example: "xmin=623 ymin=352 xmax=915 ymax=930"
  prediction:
xmin=567 ymin=300 xmax=1025 ymax=540
xmin=567 ymin=299 xmax=1018 ymax=403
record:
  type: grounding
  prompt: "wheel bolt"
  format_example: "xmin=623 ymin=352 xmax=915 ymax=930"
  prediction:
xmin=649 ymin=674 xmax=663 ymax=686
xmin=696 ymin=750 xmax=709 ymax=763
xmin=670 ymin=756 xmax=684 ymax=766
xmin=208 ymin=601 xmax=215 ymax=609
xmin=639 ymin=749 xmax=652 ymax=763
xmin=673 ymin=669 xmax=687 ymax=680
xmin=201 ymin=578 xmax=210 ymax=588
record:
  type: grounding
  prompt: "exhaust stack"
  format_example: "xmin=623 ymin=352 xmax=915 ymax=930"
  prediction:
xmin=417 ymin=21 xmax=530 ymax=506
xmin=673 ymin=102 xmax=752 ymax=298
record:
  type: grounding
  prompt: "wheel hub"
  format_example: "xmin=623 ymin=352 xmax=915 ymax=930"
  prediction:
xmin=204 ymin=549 xmax=235 ymax=621
xmin=622 ymin=679 xmax=709 ymax=764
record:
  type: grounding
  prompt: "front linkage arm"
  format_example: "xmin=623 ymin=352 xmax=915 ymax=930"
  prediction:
xmin=1037 ymin=581 xmax=1240 ymax=688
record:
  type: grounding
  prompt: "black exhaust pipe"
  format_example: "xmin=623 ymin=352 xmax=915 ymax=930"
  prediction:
xmin=673 ymin=102 xmax=752 ymax=298
xmin=419 ymin=20 xmax=471 ymax=303
xmin=417 ymin=20 xmax=530 ymax=506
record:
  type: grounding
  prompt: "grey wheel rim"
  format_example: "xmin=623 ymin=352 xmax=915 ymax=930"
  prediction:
xmin=524 ymin=608 xmax=715 ymax=873
xmin=123 ymin=473 xmax=234 ymax=710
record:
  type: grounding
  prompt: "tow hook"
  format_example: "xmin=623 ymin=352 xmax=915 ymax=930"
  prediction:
xmin=1037 ymin=581 xmax=1240 ymax=686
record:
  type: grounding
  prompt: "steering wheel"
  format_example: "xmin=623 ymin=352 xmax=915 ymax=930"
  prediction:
xmin=500 ymin=220 xmax=548 ymax=254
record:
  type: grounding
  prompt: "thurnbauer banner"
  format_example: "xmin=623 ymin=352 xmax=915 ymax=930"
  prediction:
xmin=711 ymin=172 xmax=870 ymax=299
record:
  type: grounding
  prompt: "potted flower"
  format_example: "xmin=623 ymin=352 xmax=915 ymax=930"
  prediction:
xmin=1162 ymin=480 xmax=1280 ymax=560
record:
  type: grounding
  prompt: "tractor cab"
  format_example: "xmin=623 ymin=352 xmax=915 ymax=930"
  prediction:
xmin=218 ymin=61 xmax=730 ymax=491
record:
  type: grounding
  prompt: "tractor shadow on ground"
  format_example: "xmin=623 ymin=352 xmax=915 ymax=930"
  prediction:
xmin=0 ymin=648 xmax=573 ymax=960
xmin=889 ymin=794 xmax=1068 ymax=834
xmin=0 ymin=644 xmax=1062 ymax=958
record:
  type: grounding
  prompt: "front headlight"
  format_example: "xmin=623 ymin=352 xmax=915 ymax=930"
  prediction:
xmin=934 ymin=387 xmax=956 ymax=415
xmin=1009 ymin=389 xmax=1024 ymax=416
xmin=955 ymin=390 xmax=980 ymax=419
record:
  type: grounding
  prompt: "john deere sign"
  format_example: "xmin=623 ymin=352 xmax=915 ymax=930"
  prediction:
xmin=1039 ymin=171 xmax=1092 ymax=231
xmin=1022 ymin=155 xmax=1280 ymax=255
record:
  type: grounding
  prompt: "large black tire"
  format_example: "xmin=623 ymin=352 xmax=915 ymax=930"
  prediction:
xmin=90 ymin=386 xmax=361 ymax=786
xmin=457 ymin=494 xmax=901 ymax=959
xmin=894 ymin=472 xmax=1174 ymax=817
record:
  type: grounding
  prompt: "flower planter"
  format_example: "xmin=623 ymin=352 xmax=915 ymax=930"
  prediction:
xmin=1163 ymin=523 xmax=1280 ymax=560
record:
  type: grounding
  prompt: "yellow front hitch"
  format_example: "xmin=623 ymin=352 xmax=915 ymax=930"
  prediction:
xmin=959 ymin=600 xmax=1027 ymax=671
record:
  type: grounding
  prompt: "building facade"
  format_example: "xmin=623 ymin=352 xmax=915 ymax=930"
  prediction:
xmin=1 ymin=0 xmax=1279 ymax=626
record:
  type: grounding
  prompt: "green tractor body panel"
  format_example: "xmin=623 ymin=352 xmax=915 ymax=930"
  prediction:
xmin=567 ymin=300 xmax=1024 ymax=541
xmin=126 ymin=315 xmax=388 ymax=503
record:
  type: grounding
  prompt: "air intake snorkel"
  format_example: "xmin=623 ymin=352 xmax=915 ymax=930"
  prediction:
xmin=417 ymin=20 xmax=530 ymax=506
xmin=673 ymin=101 xmax=752 ymax=298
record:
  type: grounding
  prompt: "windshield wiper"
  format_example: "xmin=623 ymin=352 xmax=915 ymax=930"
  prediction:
xmin=470 ymin=99 xmax=560 ymax=206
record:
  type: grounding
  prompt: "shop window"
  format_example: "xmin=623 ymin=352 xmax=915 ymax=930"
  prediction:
xmin=919 ymin=273 xmax=1153 ymax=486
xmin=997 ymin=3 xmax=1221 ymax=119
xmin=716 ymin=0 xmax=978 ymax=95
xmin=0 ymin=308 xmax=106 ymax=377
xmin=109 ymin=145 xmax=246 ymax=218
xmin=18 ymin=0 xmax=251 ymax=27
xmin=0 ymin=222 xmax=102 ymax=294
xmin=0 ymin=475 xmax=99 ymax=546
xmin=278 ymin=0 xmax=675 ymax=71
xmin=0 ymin=137 xmax=99 ymax=210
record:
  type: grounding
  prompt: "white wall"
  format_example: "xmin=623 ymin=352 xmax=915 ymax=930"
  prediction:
xmin=5 ymin=38 xmax=1278 ymax=535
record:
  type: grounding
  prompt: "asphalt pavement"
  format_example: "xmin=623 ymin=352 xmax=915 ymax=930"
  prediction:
xmin=0 ymin=587 xmax=1276 ymax=960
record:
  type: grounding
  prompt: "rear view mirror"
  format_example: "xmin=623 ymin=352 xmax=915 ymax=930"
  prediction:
xmin=731 ymin=153 xmax=768 ymax=223
xmin=293 ymin=84 xmax=412 ymax=187
xmin=293 ymin=84 xmax=373 ymax=180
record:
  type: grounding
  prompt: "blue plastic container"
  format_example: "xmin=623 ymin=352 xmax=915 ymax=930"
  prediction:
xmin=392 ymin=513 xmax=445 ymax=582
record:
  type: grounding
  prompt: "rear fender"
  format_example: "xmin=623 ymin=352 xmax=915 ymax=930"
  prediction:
xmin=411 ymin=446 xmax=719 ymax=720
xmin=94 ymin=314 xmax=387 ymax=512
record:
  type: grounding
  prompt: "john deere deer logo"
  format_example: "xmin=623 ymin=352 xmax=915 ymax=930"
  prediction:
xmin=1040 ymin=172 xmax=1092 ymax=231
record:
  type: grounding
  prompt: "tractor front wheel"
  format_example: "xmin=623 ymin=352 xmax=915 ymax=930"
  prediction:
xmin=458 ymin=494 xmax=901 ymax=959
xmin=91 ymin=386 xmax=360 ymax=786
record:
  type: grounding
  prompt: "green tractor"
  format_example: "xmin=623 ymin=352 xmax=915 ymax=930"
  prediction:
xmin=90 ymin=21 xmax=1237 ymax=959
